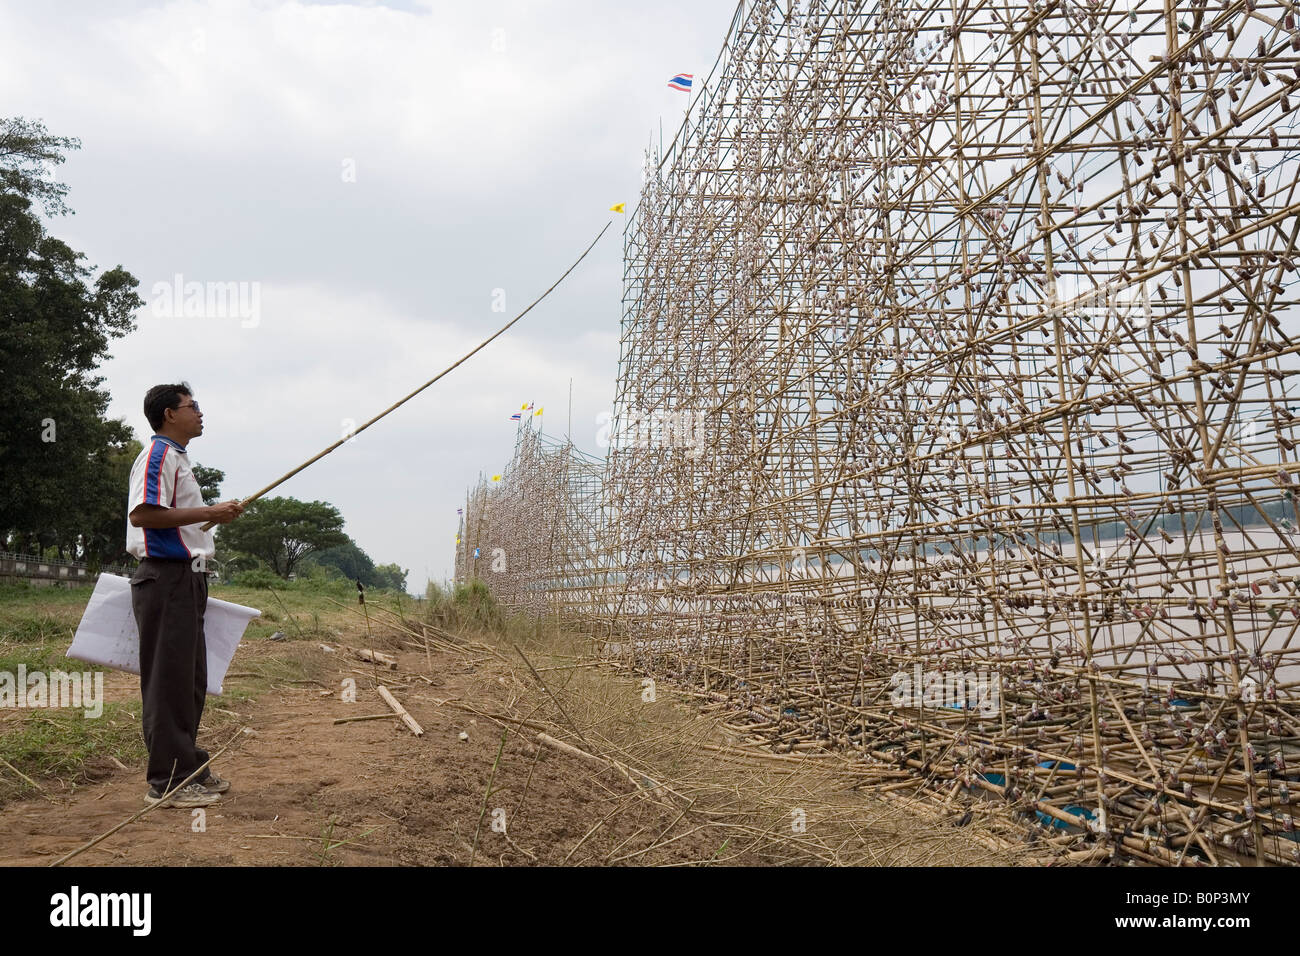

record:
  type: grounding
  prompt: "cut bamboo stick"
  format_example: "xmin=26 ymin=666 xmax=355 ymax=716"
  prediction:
xmin=377 ymin=686 xmax=424 ymax=737
xmin=351 ymin=647 xmax=398 ymax=670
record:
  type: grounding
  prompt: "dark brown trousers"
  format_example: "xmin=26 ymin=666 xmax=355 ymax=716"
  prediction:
xmin=130 ymin=558 xmax=211 ymax=792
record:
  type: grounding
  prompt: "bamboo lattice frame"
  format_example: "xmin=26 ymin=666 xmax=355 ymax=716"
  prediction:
xmin=461 ymin=0 xmax=1300 ymax=864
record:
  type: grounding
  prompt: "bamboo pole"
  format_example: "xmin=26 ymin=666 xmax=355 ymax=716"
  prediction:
xmin=377 ymin=686 xmax=424 ymax=737
xmin=199 ymin=220 xmax=611 ymax=529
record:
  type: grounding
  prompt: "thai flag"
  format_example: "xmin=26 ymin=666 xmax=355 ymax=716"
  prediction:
xmin=668 ymin=73 xmax=693 ymax=92
xmin=510 ymin=412 xmax=522 ymax=421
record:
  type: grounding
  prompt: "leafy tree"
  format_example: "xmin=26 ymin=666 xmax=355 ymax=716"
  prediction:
xmin=191 ymin=464 xmax=225 ymax=506
xmin=307 ymin=537 xmax=410 ymax=591
xmin=215 ymin=497 xmax=347 ymax=579
xmin=0 ymin=117 xmax=79 ymax=216
xmin=372 ymin=563 xmax=409 ymax=592
xmin=0 ymin=116 xmax=143 ymax=561
xmin=309 ymin=535 xmax=377 ymax=584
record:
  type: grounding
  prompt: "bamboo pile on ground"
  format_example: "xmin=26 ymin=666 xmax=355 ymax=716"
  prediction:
xmin=459 ymin=618 xmax=1039 ymax=865
xmin=346 ymin=596 xmax=1034 ymax=864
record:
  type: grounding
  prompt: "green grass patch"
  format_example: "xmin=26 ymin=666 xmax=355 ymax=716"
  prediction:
xmin=212 ymin=581 xmax=414 ymax=643
xmin=0 ymin=699 xmax=146 ymax=802
xmin=0 ymin=579 xmax=95 ymax=608
xmin=0 ymin=643 xmax=66 ymax=674
xmin=0 ymin=581 xmax=89 ymax=646
xmin=425 ymin=578 xmax=504 ymax=632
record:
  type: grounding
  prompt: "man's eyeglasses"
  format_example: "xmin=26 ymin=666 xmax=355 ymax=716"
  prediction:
xmin=176 ymin=401 xmax=201 ymax=414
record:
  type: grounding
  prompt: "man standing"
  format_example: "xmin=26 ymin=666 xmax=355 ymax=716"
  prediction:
xmin=126 ymin=383 xmax=243 ymax=808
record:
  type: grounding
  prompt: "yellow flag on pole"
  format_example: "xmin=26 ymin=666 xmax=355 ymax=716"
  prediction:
xmin=610 ymin=203 xmax=626 ymax=214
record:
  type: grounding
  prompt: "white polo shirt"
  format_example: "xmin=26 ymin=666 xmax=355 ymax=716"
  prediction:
xmin=125 ymin=435 xmax=215 ymax=560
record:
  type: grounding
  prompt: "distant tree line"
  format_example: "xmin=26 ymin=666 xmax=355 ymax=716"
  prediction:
xmin=214 ymin=495 xmax=408 ymax=591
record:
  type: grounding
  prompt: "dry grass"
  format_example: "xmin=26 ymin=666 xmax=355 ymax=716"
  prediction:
xmin=366 ymin=598 xmax=1050 ymax=866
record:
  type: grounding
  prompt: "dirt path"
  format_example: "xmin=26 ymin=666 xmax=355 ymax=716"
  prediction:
xmin=1 ymin=609 xmax=1052 ymax=868
xmin=0 ymin=635 xmax=726 ymax=866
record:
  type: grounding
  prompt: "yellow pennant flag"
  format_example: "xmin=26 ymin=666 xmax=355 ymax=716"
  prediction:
xmin=492 ymin=474 xmax=502 ymax=482
xmin=534 ymin=406 xmax=543 ymax=417
xmin=610 ymin=203 xmax=626 ymax=214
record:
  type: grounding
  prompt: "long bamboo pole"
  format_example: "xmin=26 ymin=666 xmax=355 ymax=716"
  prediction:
xmin=199 ymin=220 xmax=612 ymax=530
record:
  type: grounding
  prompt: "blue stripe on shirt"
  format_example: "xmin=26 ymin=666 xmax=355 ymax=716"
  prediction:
xmin=143 ymin=440 xmax=168 ymax=505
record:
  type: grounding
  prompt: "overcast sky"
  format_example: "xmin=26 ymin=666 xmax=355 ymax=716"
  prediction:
xmin=3 ymin=0 xmax=738 ymax=589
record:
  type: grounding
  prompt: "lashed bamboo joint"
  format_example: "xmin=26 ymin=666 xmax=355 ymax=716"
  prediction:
xmin=460 ymin=0 xmax=1300 ymax=865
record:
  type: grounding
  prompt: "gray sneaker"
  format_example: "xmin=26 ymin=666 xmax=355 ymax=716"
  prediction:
xmin=144 ymin=782 xmax=221 ymax=808
xmin=200 ymin=771 xmax=232 ymax=794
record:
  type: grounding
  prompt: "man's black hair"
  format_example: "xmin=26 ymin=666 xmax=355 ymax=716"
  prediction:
xmin=143 ymin=382 xmax=193 ymax=431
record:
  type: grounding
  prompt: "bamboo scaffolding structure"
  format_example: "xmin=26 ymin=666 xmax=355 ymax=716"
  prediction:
xmin=460 ymin=0 xmax=1300 ymax=865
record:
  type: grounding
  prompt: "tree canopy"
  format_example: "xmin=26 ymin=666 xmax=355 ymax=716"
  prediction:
xmin=191 ymin=464 xmax=225 ymax=506
xmin=0 ymin=117 xmax=80 ymax=217
xmin=371 ymin=562 xmax=409 ymax=592
xmin=216 ymin=497 xmax=348 ymax=579
xmin=300 ymin=535 xmax=410 ymax=591
xmin=0 ymin=116 xmax=143 ymax=564
xmin=310 ymin=535 xmax=377 ymax=583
